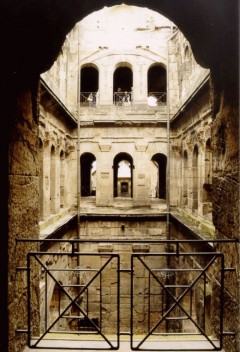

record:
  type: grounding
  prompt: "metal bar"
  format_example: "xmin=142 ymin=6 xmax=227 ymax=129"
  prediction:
xmin=16 ymin=238 xmax=238 ymax=244
xmin=86 ymin=287 xmax=89 ymax=316
xmin=27 ymin=254 xmax=31 ymax=348
xmin=203 ymin=273 xmax=206 ymax=333
xmin=117 ymin=255 xmax=120 ymax=349
xmin=21 ymin=242 xmax=228 ymax=351
xmin=45 ymin=271 xmax=47 ymax=331
xmin=16 ymin=266 xmax=28 ymax=271
xmin=148 ymin=272 xmax=151 ymax=332
xmin=31 ymin=253 xmax=118 ymax=349
xmin=132 ymin=254 xmax=220 ymax=350
xmin=100 ymin=271 xmax=102 ymax=330
xmin=219 ymin=254 xmax=224 ymax=349
xmin=130 ymin=254 xmax=134 ymax=350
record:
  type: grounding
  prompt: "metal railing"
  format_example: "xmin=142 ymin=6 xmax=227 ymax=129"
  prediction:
xmin=148 ymin=92 xmax=167 ymax=105
xmin=80 ymin=92 xmax=99 ymax=107
xmin=113 ymin=92 xmax=132 ymax=106
xmin=16 ymin=238 xmax=236 ymax=350
xmin=79 ymin=92 xmax=167 ymax=107
xmin=131 ymin=252 xmax=224 ymax=351
xmin=27 ymin=251 xmax=120 ymax=350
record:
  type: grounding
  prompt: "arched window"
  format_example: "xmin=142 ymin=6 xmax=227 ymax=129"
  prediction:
xmin=183 ymin=150 xmax=188 ymax=205
xmin=80 ymin=65 xmax=99 ymax=105
xmin=151 ymin=153 xmax=167 ymax=199
xmin=148 ymin=64 xmax=167 ymax=104
xmin=50 ymin=145 xmax=56 ymax=214
xmin=80 ymin=153 xmax=96 ymax=197
xmin=113 ymin=153 xmax=133 ymax=198
xmin=192 ymin=145 xmax=199 ymax=211
xmin=113 ymin=64 xmax=133 ymax=104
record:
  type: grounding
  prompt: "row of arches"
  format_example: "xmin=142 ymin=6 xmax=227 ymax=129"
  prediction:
xmin=80 ymin=63 xmax=166 ymax=103
xmin=80 ymin=152 xmax=167 ymax=199
xmin=39 ymin=139 xmax=73 ymax=221
xmin=38 ymin=137 xmax=213 ymax=219
xmin=182 ymin=138 xmax=212 ymax=212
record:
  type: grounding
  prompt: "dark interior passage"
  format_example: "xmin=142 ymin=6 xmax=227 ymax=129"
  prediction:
xmin=113 ymin=67 xmax=133 ymax=93
xmin=81 ymin=66 xmax=99 ymax=92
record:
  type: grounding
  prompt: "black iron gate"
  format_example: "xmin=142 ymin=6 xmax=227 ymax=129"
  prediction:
xmin=130 ymin=252 xmax=224 ymax=351
xmin=17 ymin=239 xmax=235 ymax=350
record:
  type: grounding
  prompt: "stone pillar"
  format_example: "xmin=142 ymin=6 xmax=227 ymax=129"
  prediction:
xmin=133 ymin=64 xmax=148 ymax=106
xmin=99 ymin=64 xmax=113 ymax=106
xmin=96 ymin=144 xmax=113 ymax=206
xmin=8 ymin=83 xmax=40 ymax=352
xmin=134 ymin=144 xmax=151 ymax=206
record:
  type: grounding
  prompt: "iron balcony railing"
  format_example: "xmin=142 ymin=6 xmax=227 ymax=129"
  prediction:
xmin=80 ymin=92 xmax=99 ymax=107
xmin=79 ymin=92 xmax=167 ymax=107
xmin=16 ymin=238 xmax=236 ymax=351
xmin=148 ymin=92 xmax=167 ymax=105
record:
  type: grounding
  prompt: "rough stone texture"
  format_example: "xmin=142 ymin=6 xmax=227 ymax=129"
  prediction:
xmin=211 ymin=92 xmax=239 ymax=352
xmin=8 ymin=88 xmax=40 ymax=352
xmin=79 ymin=218 xmax=166 ymax=332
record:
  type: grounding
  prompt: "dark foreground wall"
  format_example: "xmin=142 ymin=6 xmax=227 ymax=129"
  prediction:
xmin=2 ymin=1 xmax=239 ymax=351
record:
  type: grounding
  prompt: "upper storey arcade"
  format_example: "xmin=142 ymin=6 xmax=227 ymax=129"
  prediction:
xmin=41 ymin=4 xmax=209 ymax=118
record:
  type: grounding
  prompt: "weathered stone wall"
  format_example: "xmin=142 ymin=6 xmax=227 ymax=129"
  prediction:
xmin=168 ymin=29 xmax=209 ymax=116
xmin=79 ymin=123 xmax=168 ymax=208
xmin=39 ymin=84 xmax=78 ymax=221
xmin=41 ymin=26 xmax=79 ymax=116
xmin=8 ymin=85 xmax=40 ymax=352
xmin=211 ymin=90 xmax=239 ymax=352
xmin=79 ymin=217 xmax=167 ymax=332
xmin=170 ymin=83 xmax=213 ymax=222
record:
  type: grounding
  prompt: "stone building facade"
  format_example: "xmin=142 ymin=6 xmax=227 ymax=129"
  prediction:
xmin=35 ymin=3 xmax=222 ymax=343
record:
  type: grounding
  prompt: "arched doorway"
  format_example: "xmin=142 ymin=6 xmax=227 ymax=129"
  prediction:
xmin=113 ymin=153 xmax=133 ymax=198
xmin=151 ymin=153 xmax=167 ymax=199
xmin=80 ymin=153 xmax=97 ymax=197
xmin=183 ymin=150 xmax=188 ymax=206
xmin=148 ymin=64 xmax=167 ymax=104
xmin=80 ymin=65 xmax=99 ymax=105
xmin=113 ymin=64 xmax=133 ymax=104
xmin=192 ymin=145 xmax=199 ymax=211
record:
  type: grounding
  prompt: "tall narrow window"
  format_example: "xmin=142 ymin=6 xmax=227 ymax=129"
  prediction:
xmin=148 ymin=64 xmax=167 ymax=104
xmin=151 ymin=153 xmax=167 ymax=199
xmin=80 ymin=65 xmax=99 ymax=105
xmin=80 ymin=153 xmax=96 ymax=197
xmin=113 ymin=153 xmax=133 ymax=198
xmin=192 ymin=145 xmax=199 ymax=211
xmin=113 ymin=64 xmax=133 ymax=104
xmin=183 ymin=150 xmax=188 ymax=206
xmin=50 ymin=145 xmax=56 ymax=214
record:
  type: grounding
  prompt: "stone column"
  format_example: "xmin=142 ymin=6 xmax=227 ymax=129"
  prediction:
xmin=8 ymin=83 xmax=40 ymax=352
xmin=96 ymin=143 xmax=113 ymax=206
